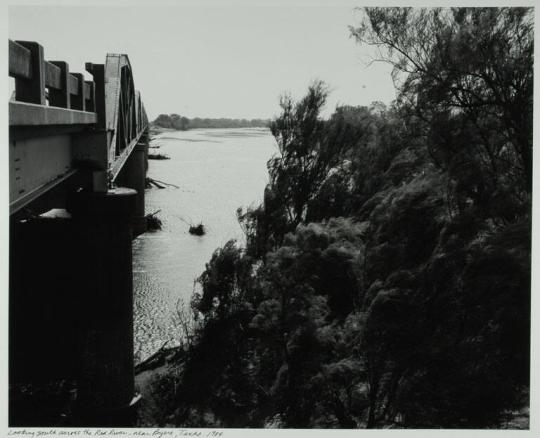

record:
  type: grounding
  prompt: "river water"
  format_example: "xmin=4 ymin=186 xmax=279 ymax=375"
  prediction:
xmin=132 ymin=128 xmax=277 ymax=364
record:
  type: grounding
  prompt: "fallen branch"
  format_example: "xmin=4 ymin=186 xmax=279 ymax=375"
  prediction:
xmin=189 ymin=223 xmax=206 ymax=236
xmin=145 ymin=177 xmax=166 ymax=189
xmin=148 ymin=153 xmax=170 ymax=160
xmin=176 ymin=216 xmax=206 ymax=235
xmin=151 ymin=178 xmax=180 ymax=189
xmin=146 ymin=210 xmax=163 ymax=230
xmin=135 ymin=341 xmax=170 ymax=374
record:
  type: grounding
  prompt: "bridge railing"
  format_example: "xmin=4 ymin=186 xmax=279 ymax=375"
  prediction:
xmin=9 ymin=40 xmax=96 ymax=111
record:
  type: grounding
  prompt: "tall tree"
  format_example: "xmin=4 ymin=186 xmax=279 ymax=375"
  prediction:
xmin=351 ymin=7 xmax=533 ymax=195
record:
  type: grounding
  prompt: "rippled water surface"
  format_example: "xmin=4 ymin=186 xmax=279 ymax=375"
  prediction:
xmin=133 ymin=128 xmax=277 ymax=363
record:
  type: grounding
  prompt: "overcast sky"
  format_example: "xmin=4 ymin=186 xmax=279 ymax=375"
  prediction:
xmin=9 ymin=2 xmax=396 ymax=120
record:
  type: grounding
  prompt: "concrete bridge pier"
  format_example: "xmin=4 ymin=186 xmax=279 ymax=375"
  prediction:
xmin=67 ymin=187 xmax=139 ymax=425
xmin=116 ymin=137 xmax=148 ymax=236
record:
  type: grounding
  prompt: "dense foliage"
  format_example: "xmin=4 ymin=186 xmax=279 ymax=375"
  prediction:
xmin=153 ymin=113 xmax=269 ymax=130
xmin=155 ymin=7 xmax=531 ymax=428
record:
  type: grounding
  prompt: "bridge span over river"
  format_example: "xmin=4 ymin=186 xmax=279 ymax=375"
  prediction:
xmin=9 ymin=39 xmax=150 ymax=425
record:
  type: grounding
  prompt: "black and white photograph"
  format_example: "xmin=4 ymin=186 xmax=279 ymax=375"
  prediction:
xmin=3 ymin=0 xmax=536 ymax=434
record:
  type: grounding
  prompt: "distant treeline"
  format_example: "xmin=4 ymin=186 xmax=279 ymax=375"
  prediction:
xmin=152 ymin=113 xmax=270 ymax=130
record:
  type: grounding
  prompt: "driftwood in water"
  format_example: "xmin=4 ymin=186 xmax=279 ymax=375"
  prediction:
xmin=189 ymin=223 xmax=206 ymax=236
xmin=135 ymin=343 xmax=187 ymax=375
xmin=177 ymin=216 xmax=206 ymax=236
xmin=148 ymin=153 xmax=170 ymax=160
xmin=135 ymin=342 xmax=169 ymax=374
xmin=146 ymin=210 xmax=162 ymax=230
xmin=145 ymin=177 xmax=179 ymax=189
xmin=146 ymin=177 xmax=165 ymax=189
xmin=152 ymin=178 xmax=179 ymax=189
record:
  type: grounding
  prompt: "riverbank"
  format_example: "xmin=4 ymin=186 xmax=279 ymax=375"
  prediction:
xmin=134 ymin=346 xmax=186 ymax=427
